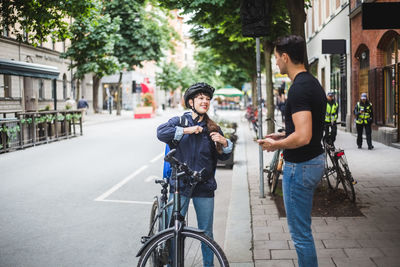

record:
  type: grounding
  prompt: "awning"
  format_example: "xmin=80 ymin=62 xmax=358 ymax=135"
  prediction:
xmin=214 ymin=88 xmax=244 ymax=97
xmin=0 ymin=58 xmax=60 ymax=79
xmin=141 ymin=82 xmax=154 ymax=94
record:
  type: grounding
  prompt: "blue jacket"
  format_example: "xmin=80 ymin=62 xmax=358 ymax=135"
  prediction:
xmin=157 ymin=112 xmax=232 ymax=197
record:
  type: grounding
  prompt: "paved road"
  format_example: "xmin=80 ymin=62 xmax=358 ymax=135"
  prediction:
xmin=0 ymin=110 xmax=232 ymax=266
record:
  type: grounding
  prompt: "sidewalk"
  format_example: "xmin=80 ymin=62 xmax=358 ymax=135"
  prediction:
xmin=242 ymin=116 xmax=400 ymax=266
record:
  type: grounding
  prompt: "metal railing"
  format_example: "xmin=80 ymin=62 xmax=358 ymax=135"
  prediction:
xmin=0 ymin=110 xmax=83 ymax=153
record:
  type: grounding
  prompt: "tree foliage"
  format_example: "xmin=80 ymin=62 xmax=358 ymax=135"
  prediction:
xmin=155 ymin=61 xmax=181 ymax=92
xmin=60 ymin=5 xmax=123 ymax=80
xmin=0 ymin=0 xmax=94 ymax=45
xmin=104 ymin=0 xmax=175 ymax=70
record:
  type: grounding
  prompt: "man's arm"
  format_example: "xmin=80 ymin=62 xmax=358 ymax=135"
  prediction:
xmin=258 ymin=111 xmax=312 ymax=151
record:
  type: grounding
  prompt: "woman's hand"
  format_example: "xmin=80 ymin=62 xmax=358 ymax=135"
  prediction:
xmin=210 ymin=132 xmax=228 ymax=147
xmin=184 ymin=125 xmax=203 ymax=134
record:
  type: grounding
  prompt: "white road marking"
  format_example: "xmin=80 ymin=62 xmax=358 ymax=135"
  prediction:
xmin=96 ymin=199 xmax=153 ymax=205
xmin=150 ymin=153 xmax=164 ymax=163
xmin=94 ymin=165 xmax=148 ymax=201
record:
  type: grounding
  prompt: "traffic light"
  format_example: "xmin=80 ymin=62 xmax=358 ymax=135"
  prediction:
xmin=240 ymin=0 xmax=270 ymax=37
xmin=132 ymin=80 xmax=136 ymax=93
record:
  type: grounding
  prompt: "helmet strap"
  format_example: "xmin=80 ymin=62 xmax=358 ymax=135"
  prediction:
xmin=190 ymin=99 xmax=204 ymax=123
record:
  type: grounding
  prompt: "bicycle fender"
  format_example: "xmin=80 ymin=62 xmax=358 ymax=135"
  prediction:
xmin=136 ymin=228 xmax=174 ymax=257
xmin=135 ymin=227 xmax=205 ymax=257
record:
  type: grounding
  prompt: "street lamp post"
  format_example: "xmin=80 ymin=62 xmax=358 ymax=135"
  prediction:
xmin=256 ymin=37 xmax=265 ymax=198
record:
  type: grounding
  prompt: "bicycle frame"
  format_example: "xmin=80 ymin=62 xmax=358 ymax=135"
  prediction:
xmin=137 ymin=150 xmax=204 ymax=267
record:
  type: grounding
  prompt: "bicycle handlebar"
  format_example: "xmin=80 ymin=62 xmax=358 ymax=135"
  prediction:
xmin=164 ymin=149 xmax=205 ymax=183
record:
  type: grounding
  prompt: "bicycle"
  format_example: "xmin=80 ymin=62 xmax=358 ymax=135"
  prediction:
xmin=136 ymin=149 xmax=229 ymax=267
xmin=322 ymin=124 xmax=357 ymax=202
xmin=263 ymin=118 xmax=285 ymax=196
xmin=245 ymin=105 xmax=258 ymax=136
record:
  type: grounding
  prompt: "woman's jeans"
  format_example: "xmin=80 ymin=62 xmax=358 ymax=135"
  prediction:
xmin=283 ymin=153 xmax=325 ymax=267
xmin=167 ymin=194 xmax=215 ymax=267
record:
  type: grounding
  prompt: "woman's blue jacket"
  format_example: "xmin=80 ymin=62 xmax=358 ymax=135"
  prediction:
xmin=157 ymin=112 xmax=232 ymax=197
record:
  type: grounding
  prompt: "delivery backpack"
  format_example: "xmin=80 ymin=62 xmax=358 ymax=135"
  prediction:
xmin=162 ymin=115 xmax=188 ymax=179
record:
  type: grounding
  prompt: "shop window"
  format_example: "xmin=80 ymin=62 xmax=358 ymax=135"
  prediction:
xmin=383 ymin=36 xmax=399 ymax=126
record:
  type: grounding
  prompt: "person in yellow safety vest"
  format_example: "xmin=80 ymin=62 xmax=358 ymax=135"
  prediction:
xmin=324 ymin=92 xmax=339 ymax=145
xmin=354 ymin=92 xmax=374 ymax=150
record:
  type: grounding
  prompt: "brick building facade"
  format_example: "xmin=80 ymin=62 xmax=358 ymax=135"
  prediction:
xmin=350 ymin=0 xmax=400 ymax=145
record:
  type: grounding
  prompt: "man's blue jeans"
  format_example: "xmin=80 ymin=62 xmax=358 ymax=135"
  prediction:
xmin=167 ymin=194 xmax=215 ymax=267
xmin=282 ymin=153 xmax=325 ymax=267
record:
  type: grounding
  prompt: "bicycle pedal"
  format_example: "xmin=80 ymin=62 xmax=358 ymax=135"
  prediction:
xmin=141 ymin=236 xmax=150 ymax=244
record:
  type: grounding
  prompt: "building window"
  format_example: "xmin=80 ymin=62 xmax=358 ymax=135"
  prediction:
xmin=1 ymin=75 xmax=12 ymax=98
xmin=383 ymin=36 xmax=399 ymax=126
xmin=63 ymin=74 xmax=67 ymax=99
xmin=2 ymin=25 xmax=9 ymax=37
xmin=321 ymin=67 xmax=326 ymax=90
xmin=310 ymin=60 xmax=318 ymax=78
xmin=38 ymin=79 xmax=44 ymax=99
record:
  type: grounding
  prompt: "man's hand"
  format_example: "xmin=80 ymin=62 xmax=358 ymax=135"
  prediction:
xmin=257 ymin=138 xmax=277 ymax=152
xmin=184 ymin=125 xmax=203 ymax=134
xmin=210 ymin=132 xmax=228 ymax=147
xmin=264 ymin=132 xmax=285 ymax=140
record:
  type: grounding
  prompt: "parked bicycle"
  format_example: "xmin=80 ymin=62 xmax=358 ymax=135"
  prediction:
xmin=245 ymin=105 xmax=258 ymax=136
xmin=136 ymin=149 xmax=229 ymax=267
xmin=323 ymin=123 xmax=357 ymax=202
xmin=263 ymin=118 xmax=285 ymax=196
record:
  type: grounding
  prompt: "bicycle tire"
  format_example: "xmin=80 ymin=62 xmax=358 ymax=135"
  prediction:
xmin=148 ymin=199 xmax=168 ymax=266
xmin=324 ymin=154 xmax=338 ymax=190
xmin=337 ymin=159 xmax=356 ymax=202
xmin=138 ymin=228 xmax=229 ymax=267
xmin=266 ymin=150 xmax=279 ymax=188
xmin=270 ymin=170 xmax=280 ymax=195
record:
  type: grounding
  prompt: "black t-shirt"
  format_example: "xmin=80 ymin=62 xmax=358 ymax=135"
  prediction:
xmin=284 ymin=72 xmax=327 ymax=163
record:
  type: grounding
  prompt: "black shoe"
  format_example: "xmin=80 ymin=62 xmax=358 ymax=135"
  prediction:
xmin=368 ymin=146 xmax=374 ymax=150
xmin=358 ymin=145 xmax=362 ymax=149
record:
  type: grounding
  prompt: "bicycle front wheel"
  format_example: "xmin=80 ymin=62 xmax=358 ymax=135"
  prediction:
xmin=138 ymin=228 xmax=229 ymax=267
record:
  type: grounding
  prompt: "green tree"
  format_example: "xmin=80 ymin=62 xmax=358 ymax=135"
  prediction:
xmin=61 ymin=4 xmax=124 ymax=113
xmin=155 ymin=60 xmax=180 ymax=94
xmin=0 ymin=0 xmax=94 ymax=45
xmin=104 ymin=0 xmax=175 ymax=115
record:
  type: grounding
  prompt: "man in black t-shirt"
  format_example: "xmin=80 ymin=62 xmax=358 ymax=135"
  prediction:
xmin=258 ymin=35 xmax=326 ymax=267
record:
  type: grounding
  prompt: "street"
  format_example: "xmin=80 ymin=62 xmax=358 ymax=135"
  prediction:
xmin=0 ymin=110 xmax=233 ymax=267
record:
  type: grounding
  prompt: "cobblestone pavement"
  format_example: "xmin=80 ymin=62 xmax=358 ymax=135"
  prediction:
xmin=242 ymin=116 xmax=400 ymax=267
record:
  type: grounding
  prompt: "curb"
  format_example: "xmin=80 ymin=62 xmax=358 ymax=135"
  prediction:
xmin=224 ymin=124 xmax=254 ymax=266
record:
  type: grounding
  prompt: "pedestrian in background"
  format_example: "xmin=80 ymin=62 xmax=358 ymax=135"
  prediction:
xmin=77 ymin=96 xmax=89 ymax=121
xmin=77 ymin=96 xmax=89 ymax=111
xmin=257 ymin=35 xmax=326 ymax=267
xmin=354 ymin=92 xmax=374 ymax=149
xmin=324 ymin=91 xmax=339 ymax=145
xmin=157 ymin=82 xmax=233 ymax=266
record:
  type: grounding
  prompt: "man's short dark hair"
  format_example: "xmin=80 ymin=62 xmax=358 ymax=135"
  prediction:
xmin=274 ymin=35 xmax=305 ymax=64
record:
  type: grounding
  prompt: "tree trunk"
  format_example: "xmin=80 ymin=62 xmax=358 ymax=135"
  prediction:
xmin=263 ymin=40 xmax=275 ymax=134
xmin=92 ymin=75 xmax=101 ymax=113
xmin=75 ymin=79 xmax=81 ymax=103
xmin=286 ymin=0 xmax=308 ymax=70
xmin=116 ymin=72 xmax=123 ymax=116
